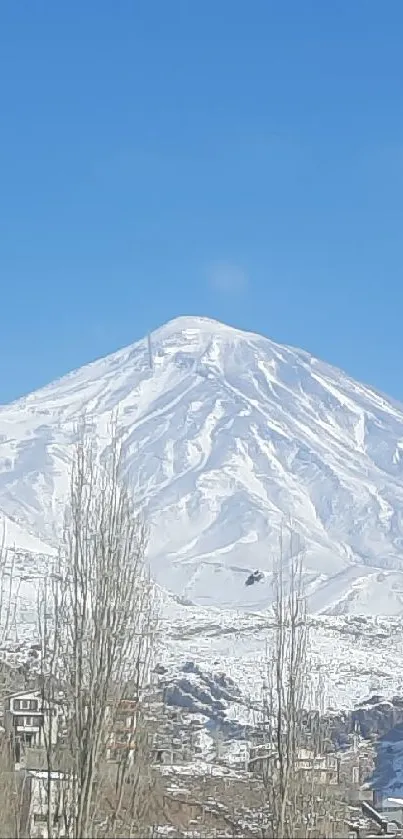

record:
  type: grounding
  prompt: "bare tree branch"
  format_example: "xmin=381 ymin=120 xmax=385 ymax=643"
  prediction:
xmin=39 ymin=416 xmax=158 ymax=838
xmin=260 ymin=523 xmax=348 ymax=838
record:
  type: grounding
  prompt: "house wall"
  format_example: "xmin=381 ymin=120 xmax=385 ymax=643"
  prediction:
xmin=26 ymin=772 xmax=73 ymax=839
xmin=7 ymin=692 xmax=41 ymax=713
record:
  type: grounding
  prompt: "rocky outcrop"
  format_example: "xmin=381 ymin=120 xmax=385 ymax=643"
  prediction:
xmin=160 ymin=657 xmax=403 ymax=754
xmin=323 ymin=696 xmax=403 ymax=750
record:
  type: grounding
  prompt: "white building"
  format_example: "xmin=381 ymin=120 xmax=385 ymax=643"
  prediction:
xmin=4 ymin=689 xmax=58 ymax=754
xmin=21 ymin=770 xmax=74 ymax=839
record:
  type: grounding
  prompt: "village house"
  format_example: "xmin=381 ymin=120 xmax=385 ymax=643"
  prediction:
xmin=105 ymin=689 xmax=184 ymax=766
xmin=3 ymin=689 xmax=58 ymax=758
xmin=296 ymin=746 xmax=340 ymax=784
xmin=19 ymin=769 xmax=74 ymax=839
xmin=105 ymin=697 xmax=137 ymax=762
xmin=336 ymin=733 xmax=375 ymax=798
xmin=248 ymin=742 xmax=340 ymax=785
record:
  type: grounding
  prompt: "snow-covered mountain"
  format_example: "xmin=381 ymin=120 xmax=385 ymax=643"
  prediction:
xmin=2 ymin=315 xmax=403 ymax=615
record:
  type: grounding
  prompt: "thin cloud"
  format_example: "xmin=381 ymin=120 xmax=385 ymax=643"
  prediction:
xmin=208 ymin=261 xmax=249 ymax=295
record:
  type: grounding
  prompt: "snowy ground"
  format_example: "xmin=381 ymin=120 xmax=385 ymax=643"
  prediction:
xmin=0 ymin=539 xmax=401 ymax=736
xmin=2 ymin=551 xmax=403 ymax=722
xmin=160 ymin=598 xmax=403 ymax=714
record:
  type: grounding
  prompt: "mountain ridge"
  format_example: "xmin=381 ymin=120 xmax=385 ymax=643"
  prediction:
xmin=2 ymin=315 xmax=403 ymax=615
xmin=5 ymin=314 xmax=403 ymax=419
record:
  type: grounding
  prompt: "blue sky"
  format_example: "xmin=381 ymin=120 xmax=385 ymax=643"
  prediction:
xmin=1 ymin=1 xmax=402 ymax=403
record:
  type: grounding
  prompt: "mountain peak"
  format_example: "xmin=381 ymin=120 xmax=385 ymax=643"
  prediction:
xmin=153 ymin=314 xmax=227 ymax=333
xmin=149 ymin=314 xmax=258 ymax=345
xmin=2 ymin=317 xmax=403 ymax=615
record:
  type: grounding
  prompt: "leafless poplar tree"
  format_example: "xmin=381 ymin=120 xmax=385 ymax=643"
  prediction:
xmin=0 ymin=523 xmax=18 ymax=693
xmin=0 ymin=522 xmax=24 ymax=837
xmin=259 ymin=524 xmax=348 ymax=838
xmin=38 ymin=419 xmax=159 ymax=838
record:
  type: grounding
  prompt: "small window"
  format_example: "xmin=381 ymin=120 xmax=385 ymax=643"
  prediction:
xmin=19 ymin=716 xmax=30 ymax=726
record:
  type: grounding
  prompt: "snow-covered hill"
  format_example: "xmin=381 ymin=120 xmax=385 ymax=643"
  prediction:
xmin=2 ymin=315 xmax=403 ymax=614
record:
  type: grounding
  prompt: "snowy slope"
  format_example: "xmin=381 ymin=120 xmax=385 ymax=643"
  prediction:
xmin=159 ymin=604 xmax=403 ymax=716
xmin=2 ymin=315 xmax=403 ymax=614
xmin=7 ymin=587 xmax=403 ymax=723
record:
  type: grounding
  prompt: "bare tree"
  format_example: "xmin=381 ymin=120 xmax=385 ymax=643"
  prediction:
xmin=259 ymin=524 xmax=348 ymax=838
xmin=39 ymin=418 xmax=159 ymax=838
xmin=0 ymin=738 xmax=21 ymax=838
xmin=0 ymin=522 xmax=25 ymax=837
xmin=0 ymin=522 xmax=19 ymax=692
